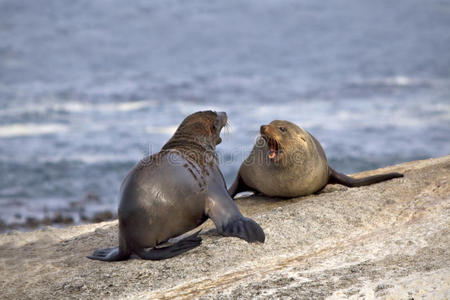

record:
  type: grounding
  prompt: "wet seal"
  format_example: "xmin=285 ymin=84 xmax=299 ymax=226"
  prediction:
xmin=229 ymin=120 xmax=403 ymax=198
xmin=88 ymin=111 xmax=265 ymax=262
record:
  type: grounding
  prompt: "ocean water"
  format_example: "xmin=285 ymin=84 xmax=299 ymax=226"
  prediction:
xmin=0 ymin=0 xmax=449 ymax=228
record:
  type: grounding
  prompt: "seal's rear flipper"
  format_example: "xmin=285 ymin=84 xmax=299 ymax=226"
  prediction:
xmin=87 ymin=247 xmax=130 ymax=262
xmin=329 ymin=168 xmax=403 ymax=187
xmin=134 ymin=230 xmax=202 ymax=260
xmin=220 ymin=216 xmax=265 ymax=243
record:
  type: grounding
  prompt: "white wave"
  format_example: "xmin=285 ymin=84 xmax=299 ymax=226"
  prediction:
xmin=146 ymin=125 xmax=178 ymax=135
xmin=0 ymin=100 xmax=157 ymax=116
xmin=115 ymin=101 xmax=155 ymax=112
xmin=67 ymin=154 xmax=134 ymax=164
xmin=54 ymin=100 xmax=157 ymax=113
xmin=0 ymin=123 xmax=68 ymax=138
xmin=383 ymin=76 xmax=412 ymax=86
xmin=0 ymin=152 xmax=139 ymax=164
xmin=350 ymin=76 xmax=444 ymax=87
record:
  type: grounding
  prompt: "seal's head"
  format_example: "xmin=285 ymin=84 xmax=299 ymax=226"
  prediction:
xmin=165 ymin=111 xmax=228 ymax=150
xmin=259 ymin=120 xmax=308 ymax=163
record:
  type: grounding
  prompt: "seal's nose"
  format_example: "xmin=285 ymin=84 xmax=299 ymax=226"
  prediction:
xmin=260 ymin=125 xmax=268 ymax=134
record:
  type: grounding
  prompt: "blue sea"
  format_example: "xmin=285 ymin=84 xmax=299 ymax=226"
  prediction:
xmin=0 ymin=0 xmax=449 ymax=228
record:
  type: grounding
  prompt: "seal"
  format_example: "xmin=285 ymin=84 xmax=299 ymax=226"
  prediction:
xmin=229 ymin=120 xmax=403 ymax=198
xmin=88 ymin=111 xmax=265 ymax=262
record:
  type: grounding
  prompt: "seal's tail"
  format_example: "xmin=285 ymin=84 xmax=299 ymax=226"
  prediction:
xmin=329 ymin=168 xmax=403 ymax=187
xmin=134 ymin=230 xmax=202 ymax=260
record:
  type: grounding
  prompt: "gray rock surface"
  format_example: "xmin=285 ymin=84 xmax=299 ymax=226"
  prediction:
xmin=1 ymin=156 xmax=449 ymax=299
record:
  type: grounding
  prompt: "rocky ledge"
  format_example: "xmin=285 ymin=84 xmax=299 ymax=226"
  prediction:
xmin=0 ymin=156 xmax=449 ymax=299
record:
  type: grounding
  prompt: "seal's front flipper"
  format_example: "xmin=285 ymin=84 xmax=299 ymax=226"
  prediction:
xmin=329 ymin=168 xmax=403 ymax=187
xmin=134 ymin=230 xmax=202 ymax=260
xmin=228 ymin=172 xmax=256 ymax=198
xmin=87 ymin=247 xmax=130 ymax=262
xmin=207 ymin=192 xmax=265 ymax=243
xmin=220 ymin=216 xmax=265 ymax=243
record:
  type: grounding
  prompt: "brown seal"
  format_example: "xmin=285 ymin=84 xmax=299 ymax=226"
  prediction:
xmin=88 ymin=111 xmax=265 ymax=262
xmin=229 ymin=120 xmax=403 ymax=198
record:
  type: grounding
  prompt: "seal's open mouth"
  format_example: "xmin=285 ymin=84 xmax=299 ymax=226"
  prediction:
xmin=263 ymin=135 xmax=281 ymax=159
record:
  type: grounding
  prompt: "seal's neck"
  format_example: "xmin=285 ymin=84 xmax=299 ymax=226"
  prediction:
xmin=162 ymin=133 xmax=215 ymax=152
xmin=161 ymin=133 xmax=218 ymax=167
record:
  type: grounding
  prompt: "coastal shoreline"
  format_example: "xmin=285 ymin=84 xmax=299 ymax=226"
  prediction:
xmin=1 ymin=156 xmax=449 ymax=299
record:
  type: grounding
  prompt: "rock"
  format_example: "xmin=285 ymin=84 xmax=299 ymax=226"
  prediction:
xmin=0 ymin=156 xmax=449 ymax=299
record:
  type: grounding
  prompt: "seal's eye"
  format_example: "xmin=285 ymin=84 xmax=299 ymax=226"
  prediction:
xmin=279 ymin=127 xmax=287 ymax=132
